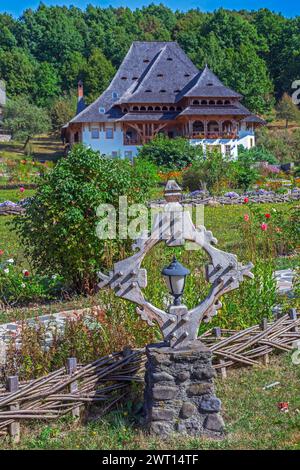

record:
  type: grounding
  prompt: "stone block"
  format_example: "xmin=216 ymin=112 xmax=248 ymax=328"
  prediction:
xmin=152 ymin=385 xmax=178 ymax=400
xmin=192 ymin=366 xmax=216 ymax=380
xmin=152 ymin=408 xmax=177 ymax=421
xmin=187 ymin=383 xmax=214 ymax=396
xmin=204 ymin=413 xmax=225 ymax=432
xmin=152 ymin=372 xmax=174 ymax=382
xmin=176 ymin=370 xmax=190 ymax=382
xmin=199 ymin=397 xmax=222 ymax=413
xmin=180 ymin=402 xmax=197 ymax=419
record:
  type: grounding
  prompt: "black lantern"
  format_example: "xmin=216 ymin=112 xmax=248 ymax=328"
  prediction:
xmin=162 ymin=256 xmax=190 ymax=306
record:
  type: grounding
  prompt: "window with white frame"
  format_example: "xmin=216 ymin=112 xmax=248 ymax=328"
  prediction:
xmin=91 ymin=128 xmax=99 ymax=139
xmin=111 ymin=151 xmax=119 ymax=158
xmin=225 ymin=145 xmax=231 ymax=156
xmin=105 ymin=128 xmax=114 ymax=139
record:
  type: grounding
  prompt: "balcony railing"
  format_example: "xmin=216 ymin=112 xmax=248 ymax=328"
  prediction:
xmin=190 ymin=131 xmax=238 ymax=140
xmin=124 ymin=136 xmax=143 ymax=145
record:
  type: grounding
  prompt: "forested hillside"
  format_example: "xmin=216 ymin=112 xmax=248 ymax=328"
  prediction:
xmin=0 ymin=3 xmax=299 ymax=116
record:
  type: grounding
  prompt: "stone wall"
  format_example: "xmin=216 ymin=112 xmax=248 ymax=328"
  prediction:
xmin=143 ymin=342 xmax=224 ymax=438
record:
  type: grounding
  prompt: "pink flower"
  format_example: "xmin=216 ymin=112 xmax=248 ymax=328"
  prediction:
xmin=261 ymin=223 xmax=268 ymax=231
xmin=244 ymin=197 xmax=249 ymax=203
xmin=0 ymin=250 xmax=4 ymax=256
xmin=244 ymin=214 xmax=250 ymax=222
xmin=265 ymin=213 xmax=271 ymax=219
xmin=19 ymin=187 xmax=25 ymax=193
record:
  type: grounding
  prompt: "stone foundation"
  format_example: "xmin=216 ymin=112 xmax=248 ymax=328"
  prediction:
xmin=144 ymin=342 xmax=225 ymax=438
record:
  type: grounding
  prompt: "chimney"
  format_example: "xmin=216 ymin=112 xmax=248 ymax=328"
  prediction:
xmin=76 ymin=80 xmax=86 ymax=115
xmin=78 ymin=80 xmax=84 ymax=101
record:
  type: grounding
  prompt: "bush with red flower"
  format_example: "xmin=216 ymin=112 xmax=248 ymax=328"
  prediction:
xmin=0 ymin=254 xmax=63 ymax=307
xmin=241 ymin=203 xmax=299 ymax=258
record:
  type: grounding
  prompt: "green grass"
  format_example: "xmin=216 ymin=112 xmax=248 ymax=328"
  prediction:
xmin=0 ymin=353 xmax=299 ymax=450
xmin=0 ymin=188 xmax=35 ymax=203
xmin=0 ymin=134 xmax=64 ymax=162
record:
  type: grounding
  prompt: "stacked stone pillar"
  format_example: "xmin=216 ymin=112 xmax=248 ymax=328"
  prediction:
xmin=144 ymin=342 xmax=224 ymax=438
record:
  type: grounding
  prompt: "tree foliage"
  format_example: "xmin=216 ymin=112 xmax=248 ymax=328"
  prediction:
xmin=0 ymin=6 xmax=298 ymax=114
xmin=3 ymin=96 xmax=51 ymax=141
xmin=14 ymin=145 xmax=158 ymax=293
xmin=137 ymin=135 xmax=201 ymax=169
xmin=276 ymin=93 xmax=300 ymax=128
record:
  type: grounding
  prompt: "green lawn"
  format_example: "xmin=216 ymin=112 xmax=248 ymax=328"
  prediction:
xmin=0 ymin=134 xmax=64 ymax=162
xmin=0 ymin=353 xmax=299 ymax=450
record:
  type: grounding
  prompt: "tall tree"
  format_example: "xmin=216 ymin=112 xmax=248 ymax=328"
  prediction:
xmin=276 ymin=93 xmax=300 ymax=128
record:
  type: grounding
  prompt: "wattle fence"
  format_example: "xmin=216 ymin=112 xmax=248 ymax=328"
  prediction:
xmin=0 ymin=309 xmax=298 ymax=442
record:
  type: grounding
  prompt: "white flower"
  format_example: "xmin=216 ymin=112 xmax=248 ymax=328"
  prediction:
xmin=52 ymin=274 xmax=57 ymax=280
xmin=3 ymin=268 xmax=9 ymax=274
xmin=7 ymin=259 xmax=14 ymax=264
xmin=21 ymin=283 xmax=26 ymax=288
xmin=272 ymin=208 xmax=277 ymax=213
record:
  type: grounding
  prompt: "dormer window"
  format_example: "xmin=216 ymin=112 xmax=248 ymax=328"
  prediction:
xmin=99 ymin=107 xmax=105 ymax=114
xmin=160 ymin=89 xmax=166 ymax=93
xmin=206 ymin=83 xmax=213 ymax=86
xmin=167 ymin=57 xmax=173 ymax=61
xmin=132 ymin=76 xmax=138 ymax=80
xmin=145 ymin=89 xmax=152 ymax=92
xmin=184 ymin=73 xmax=190 ymax=77
xmin=121 ymin=76 xmax=127 ymax=80
xmin=143 ymin=59 xmax=150 ymax=63
xmin=174 ymin=89 xmax=180 ymax=93
xmin=157 ymin=73 xmax=163 ymax=77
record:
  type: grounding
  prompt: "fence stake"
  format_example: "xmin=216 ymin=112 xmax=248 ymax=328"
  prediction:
xmin=260 ymin=318 xmax=270 ymax=365
xmin=66 ymin=358 xmax=80 ymax=420
xmin=289 ymin=309 xmax=298 ymax=333
xmin=213 ymin=327 xmax=227 ymax=379
xmin=7 ymin=376 xmax=20 ymax=443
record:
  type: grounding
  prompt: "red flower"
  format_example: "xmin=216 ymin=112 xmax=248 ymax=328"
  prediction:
xmin=244 ymin=214 xmax=250 ymax=222
xmin=261 ymin=223 xmax=268 ymax=231
xmin=265 ymin=213 xmax=271 ymax=219
xmin=23 ymin=270 xmax=30 ymax=277
xmin=20 ymin=187 xmax=25 ymax=193
xmin=244 ymin=197 xmax=249 ymax=203
xmin=0 ymin=250 xmax=4 ymax=256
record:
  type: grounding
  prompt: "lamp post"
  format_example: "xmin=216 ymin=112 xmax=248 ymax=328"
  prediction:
xmin=162 ymin=256 xmax=190 ymax=306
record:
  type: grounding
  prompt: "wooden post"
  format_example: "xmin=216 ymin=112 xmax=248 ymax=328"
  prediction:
xmin=289 ymin=309 xmax=298 ymax=333
xmin=260 ymin=318 xmax=269 ymax=365
xmin=66 ymin=358 xmax=80 ymax=420
xmin=213 ymin=327 xmax=227 ymax=379
xmin=7 ymin=376 xmax=20 ymax=443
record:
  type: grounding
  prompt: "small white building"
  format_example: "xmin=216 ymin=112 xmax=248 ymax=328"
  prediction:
xmin=63 ymin=42 xmax=265 ymax=160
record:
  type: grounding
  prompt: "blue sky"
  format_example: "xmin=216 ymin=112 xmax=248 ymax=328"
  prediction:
xmin=0 ymin=1 xmax=299 ymax=18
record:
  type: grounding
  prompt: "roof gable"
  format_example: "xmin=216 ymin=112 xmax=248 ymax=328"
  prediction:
xmin=181 ymin=65 xmax=242 ymax=99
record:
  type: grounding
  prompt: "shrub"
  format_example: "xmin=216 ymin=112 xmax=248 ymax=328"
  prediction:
xmin=0 ymin=256 xmax=63 ymax=307
xmin=182 ymin=150 xmax=229 ymax=194
xmin=14 ymin=145 xmax=158 ymax=294
xmin=137 ymin=135 xmax=201 ymax=169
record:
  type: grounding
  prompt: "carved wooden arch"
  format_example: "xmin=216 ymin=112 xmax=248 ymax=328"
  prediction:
xmin=98 ymin=199 xmax=254 ymax=348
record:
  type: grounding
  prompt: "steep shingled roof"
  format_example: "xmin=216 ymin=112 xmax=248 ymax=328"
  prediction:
xmin=117 ymin=42 xmax=198 ymax=104
xmin=178 ymin=65 xmax=242 ymax=100
xmin=70 ymin=41 xmax=195 ymax=123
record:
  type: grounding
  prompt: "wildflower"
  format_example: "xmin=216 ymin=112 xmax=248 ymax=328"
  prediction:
xmin=272 ymin=208 xmax=277 ymax=213
xmin=7 ymin=259 xmax=14 ymax=264
xmin=261 ymin=223 xmax=268 ymax=231
xmin=244 ymin=214 xmax=250 ymax=222
xmin=265 ymin=213 xmax=271 ymax=219
xmin=275 ymin=227 xmax=282 ymax=233
xmin=19 ymin=187 xmax=25 ymax=193
xmin=244 ymin=197 xmax=249 ymax=203
xmin=0 ymin=250 xmax=4 ymax=256
xmin=21 ymin=283 xmax=26 ymax=288
xmin=3 ymin=268 xmax=9 ymax=274
xmin=22 ymin=270 xmax=30 ymax=277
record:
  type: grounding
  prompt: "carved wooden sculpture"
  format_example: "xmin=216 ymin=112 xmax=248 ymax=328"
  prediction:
xmin=98 ymin=181 xmax=254 ymax=349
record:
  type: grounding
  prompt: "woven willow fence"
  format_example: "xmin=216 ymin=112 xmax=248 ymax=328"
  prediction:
xmin=0 ymin=310 xmax=298 ymax=441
